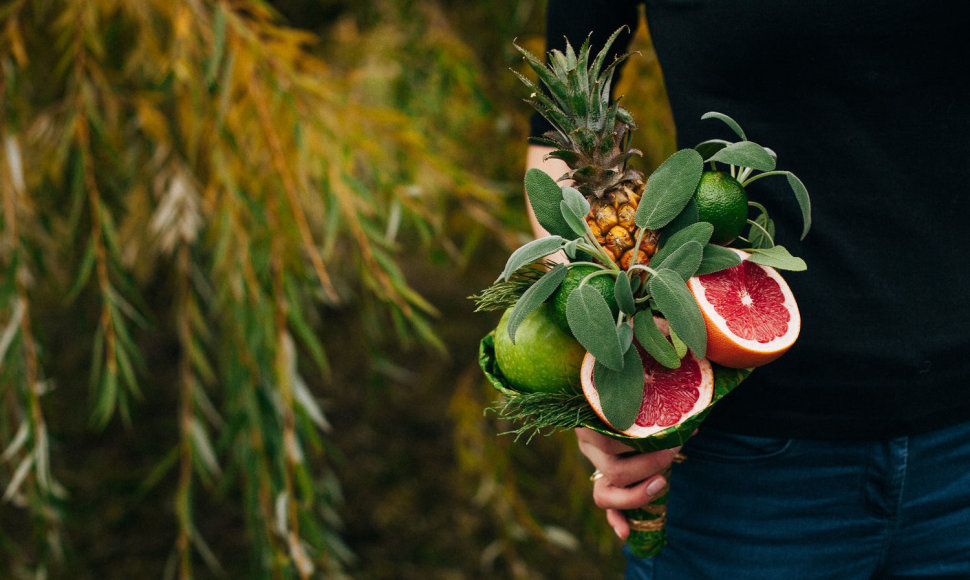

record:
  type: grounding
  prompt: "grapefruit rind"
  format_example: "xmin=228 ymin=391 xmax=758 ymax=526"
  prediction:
xmin=479 ymin=331 xmax=749 ymax=453
xmin=688 ymin=249 xmax=800 ymax=369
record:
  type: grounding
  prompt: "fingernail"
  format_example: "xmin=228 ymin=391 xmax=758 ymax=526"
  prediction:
xmin=646 ymin=477 xmax=666 ymax=498
xmin=612 ymin=526 xmax=623 ymax=539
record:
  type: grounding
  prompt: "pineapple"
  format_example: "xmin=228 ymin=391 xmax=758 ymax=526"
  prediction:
xmin=515 ymin=29 xmax=659 ymax=269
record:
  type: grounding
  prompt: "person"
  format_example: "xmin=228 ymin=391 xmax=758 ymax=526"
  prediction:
xmin=524 ymin=1 xmax=970 ymax=578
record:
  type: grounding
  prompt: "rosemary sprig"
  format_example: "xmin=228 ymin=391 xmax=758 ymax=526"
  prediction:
xmin=488 ymin=389 xmax=602 ymax=443
xmin=470 ymin=260 xmax=557 ymax=312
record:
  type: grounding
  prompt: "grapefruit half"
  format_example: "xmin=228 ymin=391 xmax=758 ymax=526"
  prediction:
xmin=580 ymin=337 xmax=713 ymax=438
xmin=688 ymin=249 xmax=800 ymax=369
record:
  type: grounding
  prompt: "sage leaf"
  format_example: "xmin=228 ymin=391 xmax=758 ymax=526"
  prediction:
xmin=701 ymin=111 xmax=747 ymax=141
xmin=524 ymin=168 xmax=573 ymax=239
xmin=498 ymin=236 xmax=565 ymax=282
xmin=786 ymin=172 xmax=812 ymax=240
xmin=670 ymin=328 xmax=688 ymax=360
xmin=632 ymin=313 xmax=680 ymax=369
xmin=563 ymin=238 xmax=579 ymax=259
xmin=560 ymin=186 xmax=591 ymax=238
xmin=709 ymin=141 xmax=776 ymax=172
xmin=617 ymin=323 xmax=634 ymax=353
xmin=747 ymin=246 xmax=807 ymax=271
xmin=660 ymin=197 xmax=699 ymax=240
xmin=506 ymin=264 xmax=569 ymax=342
xmin=614 ymin=271 xmax=636 ymax=315
xmin=561 ymin=186 xmax=591 ymax=223
xmin=747 ymin=208 xmax=776 ymax=249
xmin=593 ymin=346 xmax=644 ymax=431
xmin=560 ymin=200 xmax=588 ymax=238
xmin=696 ymin=244 xmax=743 ymax=275
xmin=648 ymin=269 xmax=707 ymax=358
xmin=635 ymin=148 xmax=704 ymax=230
xmin=654 ymin=240 xmax=704 ymax=281
xmin=566 ymin=285 xmax=624 ymax=371
xmin=695 ymin=139 xmax=731 ymax=161
xmin=652 ymin=222 xmax=713 ymax=267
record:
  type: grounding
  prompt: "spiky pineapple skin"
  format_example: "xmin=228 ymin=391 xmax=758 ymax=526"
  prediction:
xmin=586 ymin=178 xmax=660 ymax=269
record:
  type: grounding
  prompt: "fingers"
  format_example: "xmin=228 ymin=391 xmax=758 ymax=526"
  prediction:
xmin=593 ymin=473 xmax=668 ymax=511
xmin=606 ymin=508 xmax=630 ymax=540
xmin=577 ymin=429 xmax=682 ymax=488
xmin=575 ymin=428 xmax=686 ymax=539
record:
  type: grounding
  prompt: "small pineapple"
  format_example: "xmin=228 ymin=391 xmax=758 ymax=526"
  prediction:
xmin=516 ymin=29 xmax=659 ymax=269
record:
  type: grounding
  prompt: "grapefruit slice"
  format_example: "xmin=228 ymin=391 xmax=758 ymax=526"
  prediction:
xmin=688 ymin=249 xmax=800 ymax=369
xmin=581 ymin=338 xmax=713 ymax=438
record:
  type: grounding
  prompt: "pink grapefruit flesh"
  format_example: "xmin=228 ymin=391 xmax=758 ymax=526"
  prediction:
xmin=581 ymin=342 xmax=713 ymax=438
xmin=688 ymin=249 xmax=800 ymax=368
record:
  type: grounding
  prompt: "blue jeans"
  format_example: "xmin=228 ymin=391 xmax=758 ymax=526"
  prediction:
xmin=624 ymin=419 xmax=970 ymax=579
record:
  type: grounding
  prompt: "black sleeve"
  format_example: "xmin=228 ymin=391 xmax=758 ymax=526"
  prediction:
xmin=528 ymin=0 xmax=643 ymax=139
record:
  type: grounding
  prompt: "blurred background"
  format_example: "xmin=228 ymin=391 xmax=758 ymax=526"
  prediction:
xmin=0 ymin=0 xmax=674 ymax=577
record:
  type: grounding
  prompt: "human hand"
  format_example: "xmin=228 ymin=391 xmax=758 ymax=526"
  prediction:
xmin=575 ymin=427 xmax=684 ymax=539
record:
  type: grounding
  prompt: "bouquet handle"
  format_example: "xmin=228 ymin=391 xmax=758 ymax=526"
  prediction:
xmin=623 ymin=464 xmax=672 ymax=558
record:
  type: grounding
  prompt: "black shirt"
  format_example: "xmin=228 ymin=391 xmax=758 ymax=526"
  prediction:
xmin=533 ymin=0 xmax=970 ymax=439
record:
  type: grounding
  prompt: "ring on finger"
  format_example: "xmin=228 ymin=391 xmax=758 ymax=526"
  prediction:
xmin=589 ymin=469 xmax=605 ymax=482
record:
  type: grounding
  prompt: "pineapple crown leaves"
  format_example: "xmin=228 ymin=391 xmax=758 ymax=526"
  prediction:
xmin=513 ymin=27 xmax=644 ymax=198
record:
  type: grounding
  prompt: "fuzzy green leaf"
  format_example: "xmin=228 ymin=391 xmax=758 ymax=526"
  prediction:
xmin=701 ymin=111 xmax=747 ymax=141
xmin=592 ymin=345 xmax=644 ymax=431
xmin=617 ymin=323 xmax=634 ymax=352
xmin=747 ymin=246 xmax=807 ymax=271
xmin=498 ymin=236 xmax=565 ymax=282
xmin=524 ymin=169 xmax=574 ymax=239
xmin=654 ymin=240 xmax=704 ymax=281
xmin=710 ymin=141 xmax=776 ymax=172
xmin=660 ymin=197 xmax=700 ymax=239
xmin=632 ymin=313 xmax=680 ymax=369
xmin=786 ymin=172 xmax=812 ymax=240
xmin=670 ymin=328 xmax=689 ymax=360
xmin=566 ymin=285 xmax=624 ymax=371
xmin=614 ymin=271 xmax=636 ymax=316
xmin=564 ymin=239 xmax=579 ymax=259
xmin=696 ymin=244 xmax=743 ymax=275
xmin=635 ymin=148 xmax=704 ymax=229
xmin=648 ymin=269 xmax=707 ymax=358
xmin=506 ymin=264 xmax=569 ymax=343
xmin=652 ymin=222 xmax=713 ymax=267
xmin=560 ymin=186 xmax=591 ymax=237
xmin=695 ymin=139 xmax=731 ymax=161
xmin=747 ymin=208 xmax=776 ymax=249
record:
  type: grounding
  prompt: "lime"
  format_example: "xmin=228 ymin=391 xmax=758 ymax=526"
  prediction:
xmin=694 ymin=171 xmax=749 ymax=245
xmin=494 ymin=303 xmax=586 ymax=393
xmin=550 ymin=265 xmax=618 ymax=335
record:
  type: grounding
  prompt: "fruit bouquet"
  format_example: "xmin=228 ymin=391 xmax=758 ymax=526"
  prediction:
xmin=473 ymin=29 xmax=811 ymax=558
